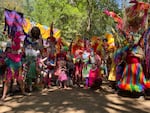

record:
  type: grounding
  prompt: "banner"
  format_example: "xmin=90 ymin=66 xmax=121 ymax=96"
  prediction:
xmin=23 ymin=18 xmax=61 ymax=39
xmin=4 ymin=9 xmax=24 ymax=37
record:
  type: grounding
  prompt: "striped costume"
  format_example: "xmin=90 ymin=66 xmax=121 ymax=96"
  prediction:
xmin=118 ymin=46 xmax=146 ymax=92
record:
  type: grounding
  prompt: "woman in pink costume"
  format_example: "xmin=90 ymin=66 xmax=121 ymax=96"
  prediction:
xmin=1 ymin=32 xmax=26 ymax=101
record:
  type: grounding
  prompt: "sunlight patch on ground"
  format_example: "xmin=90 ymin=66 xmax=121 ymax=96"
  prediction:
xmin=106 ymin=103 xmax=130 ymax=113
xmin=42 ymin=102 xmax=49 ymax=105
xmin=62 ymin=101 xmax=73 ymax=105
xmin=65 ymin=109 xmax=86 ymax=113
xmin=0 ymin=106 xmax=12 ymax=113
xmin=105 ymin=94 xmax=126 ymax=104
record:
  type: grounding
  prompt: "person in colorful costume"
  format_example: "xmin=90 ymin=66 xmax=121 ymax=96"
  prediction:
xmin=66 ymin=51 xmax=74 ymax=87
xmin=82 ymin=49 xmax=91 ymax=88
xmin=145 ymin=28 xmax=150 ymax=79
xmin=1 ymin=32 xmax=26 ymax=100
xmin=118 ymin=35 xmax=147 ymax=93
xmin=24 ymin=26 xmax=42 ymax=92
xmin=144 ymin=28 xmax=150 ymax=97
xmin=89 ymin=63 xmax=102 ymax=90
xmin=108 ymin=49 xmax=117 ymax=90
xmin=55 ymin=51 xmax=67 ymax=88
xmin=0 ymin=49 xmax=6 ymax=85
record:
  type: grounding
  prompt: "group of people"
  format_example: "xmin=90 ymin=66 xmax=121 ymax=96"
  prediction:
xmin=0 ymin=25 xmax=150 ymax=102
xmin=0 ymin=26 xmax=103 ymax=101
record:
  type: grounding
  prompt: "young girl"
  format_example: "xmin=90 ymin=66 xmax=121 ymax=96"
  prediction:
xmin=58 ymin=66 xmax=68 ymax=89
xmin=55 ymin=52 xmax=67 ymax=87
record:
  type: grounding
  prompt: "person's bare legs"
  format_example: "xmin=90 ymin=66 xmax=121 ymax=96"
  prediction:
xmin=1 ymin=81 xmax=10 ymax=100
xmin=18 ymin=80 xmax=26 ymax=95
xmin=63 ymin=81 xmax=67 ymax=89
xmin=48 ymin=73 xmax=52 ymax=88
xmin=59 ymin=81 xmax=62 ymax=89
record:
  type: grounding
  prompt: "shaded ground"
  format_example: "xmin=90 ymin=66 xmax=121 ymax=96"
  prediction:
xmin=0 ymin=84 xmax=150 ymax=113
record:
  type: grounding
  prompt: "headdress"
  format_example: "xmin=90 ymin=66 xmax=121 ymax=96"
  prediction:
xmin=11 ymin=31 xmax=21 ymax=51
xmin=47 ymin=22 xmax=56 ymax=43
xmin=124 ymin=0 xmax=150 ymax=32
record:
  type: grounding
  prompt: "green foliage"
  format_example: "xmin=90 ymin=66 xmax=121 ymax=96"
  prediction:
xmin=0 ymin=0 xmax=121 ymax=40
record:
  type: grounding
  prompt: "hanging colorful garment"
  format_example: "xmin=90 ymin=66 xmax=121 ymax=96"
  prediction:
xmin=116 ymin=60 xmax=126 ymax=82
xmin=4 ymin=9 xmax=24 ymax=37
xmin=114 ymin=46 xmax=129 ymax=64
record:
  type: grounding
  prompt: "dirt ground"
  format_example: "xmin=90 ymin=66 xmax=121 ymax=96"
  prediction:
xmin=0 ymin=84 xmax=150 ymax=113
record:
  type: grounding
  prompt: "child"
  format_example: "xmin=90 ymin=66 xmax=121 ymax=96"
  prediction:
xmin=58 ymin=66 xmax=68 ymax=89
xmin=74 ymin=58 xmax=83 ymax=87
xmin=89 ymin=63 xmax=102 ymax=90
xmin=66 ymin=58 xmax=74 ymax=87
xmin=82 ymin=56 xmax=92 ymax=89
xmin=55 ymin=52 xmax=67 ymax=86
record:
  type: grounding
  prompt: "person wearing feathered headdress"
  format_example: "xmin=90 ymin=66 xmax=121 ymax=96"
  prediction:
xmin=46 ymin=22 xmax=57 ymax=55
xmin=144 ymin=28 xmax=150 ymax=97
xmin=116 ymin=0 xmax=150 ymax=95
xmin=117 ymin=34 xmax=147 ymax=93
xmin=1 ymin=31 xmax=27 ymax=101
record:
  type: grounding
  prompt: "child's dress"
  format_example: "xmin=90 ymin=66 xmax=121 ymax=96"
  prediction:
xmin=55 ymin=60 xmax=66 ymax=76
xmin=58 ymin=70 xmax=68 ymax=82
xmin=89 ymin=67 xmax=99 ymax=87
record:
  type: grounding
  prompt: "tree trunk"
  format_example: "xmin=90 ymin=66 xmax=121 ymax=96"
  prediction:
xmin=86 ymin=0 xmax=92 ymax=38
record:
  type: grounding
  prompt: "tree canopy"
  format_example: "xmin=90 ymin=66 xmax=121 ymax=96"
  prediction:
xmin=0 ymin=0 xmax=122 ymax=40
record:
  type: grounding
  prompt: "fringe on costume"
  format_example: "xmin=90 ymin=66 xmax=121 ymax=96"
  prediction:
xmin=118 ymin=63 xmax=147 ymax=92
